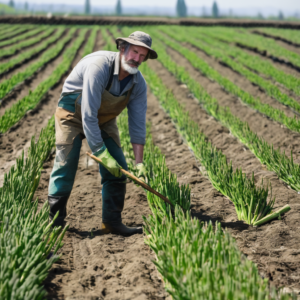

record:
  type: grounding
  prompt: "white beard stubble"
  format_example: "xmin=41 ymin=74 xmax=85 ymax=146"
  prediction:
xmin=121 ymin=55 xmax=139 ymax=75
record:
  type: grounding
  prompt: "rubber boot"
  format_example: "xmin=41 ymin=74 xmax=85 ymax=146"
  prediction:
xmin=48 ymin=195 xmax=70 ymax=227
xmin=101 ymin=222 xmax=143 ymax=236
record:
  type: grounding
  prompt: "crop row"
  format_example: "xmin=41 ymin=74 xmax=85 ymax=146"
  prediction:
xmin=190 ymin=29 xmax=300 ymax=97
xmin=0 ymin=27 xmax=66 ymax=75
xmin=253 ymin=28 xmax=300 ymax=46
xmin=0 ymin=117 xmax=68 ymax=299
xmin=0 ymin=24 xmax=15 ymax=34
xmin=0 ymin=25 xmax=33 ymax=42
xmin=202 ymin=27 xmax=300 ymax=69
xmin=0 ymin=26 xmax=98 ymax=299
xmin=0 ymin=28 xmax=76 ymax=101
xmin=0 ymin=28 xmax=87 ymax=133
xmin=168 ymin=26 xmax=300 ymax=114
xmin=146 ymin=28 xmax=300 ymax=194
xmin=156 ymin=28 xmax=300 ymax=134
xmin=106 ymin=26 xmax=294 ymax=299
xmin=0 ymin=27 xmax=46 ymax=48
xmin=0 ymin=27 xmax=57 ymax=59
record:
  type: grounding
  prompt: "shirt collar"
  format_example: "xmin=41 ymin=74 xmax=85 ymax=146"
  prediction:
xmin=114 ymin=52 xmax=138 ymax=84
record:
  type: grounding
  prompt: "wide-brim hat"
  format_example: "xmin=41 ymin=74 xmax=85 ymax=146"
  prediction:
xmin=116 ymin=31 xmax=158 ymax=60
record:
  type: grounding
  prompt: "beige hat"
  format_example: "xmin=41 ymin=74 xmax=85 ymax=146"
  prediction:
xmin=116 ymin=31 xmax=158 ymax=59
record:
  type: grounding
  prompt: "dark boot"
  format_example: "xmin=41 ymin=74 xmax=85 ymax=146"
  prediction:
xmin=48 ymin=195 xmax=70 ymax=227
xmin=101 ymin=222 xmax=143 ymax=236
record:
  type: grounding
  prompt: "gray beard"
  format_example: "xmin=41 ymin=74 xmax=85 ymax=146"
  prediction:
xmin=121 ymin=55 xmax=139 ymax=75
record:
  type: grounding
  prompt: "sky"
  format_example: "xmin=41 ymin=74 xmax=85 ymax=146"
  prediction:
xmin=11 ymin=0 xmax=300 ymax=11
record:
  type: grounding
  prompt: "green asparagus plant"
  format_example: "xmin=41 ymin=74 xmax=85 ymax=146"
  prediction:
xmin=82 ymin=26 xmax=99 ymax=57
xmin=0 ymin=117 xmax=68 ymax=299
xmin=0 ymin=25 xmax=33 ymax=42
xmin=0 ymin=28 xmax=87 ymax=133
xmin=0 ymin=28 xmax=76 ymax=100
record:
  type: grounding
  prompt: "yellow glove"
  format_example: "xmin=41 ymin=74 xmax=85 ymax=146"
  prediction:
xmin=136 ymin=163 xmax=148 ymax=184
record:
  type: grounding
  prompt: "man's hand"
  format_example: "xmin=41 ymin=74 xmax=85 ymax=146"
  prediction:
xmin=136 ymin=163 xmax=147 ymax=184
xmin=94 ymin=146 xmax=122 ymax=178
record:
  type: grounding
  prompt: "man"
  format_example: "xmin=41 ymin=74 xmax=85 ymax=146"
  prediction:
xmin=48 ymin=31 xmax=158 ymax=236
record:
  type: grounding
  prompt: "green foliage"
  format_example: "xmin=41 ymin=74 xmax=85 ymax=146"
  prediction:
xmin=116 ymin=0 xmax=122 ymax=16
xmin=0 ymin=28 xmax=87 ymax=133
xmin=85 ymin=0 xmax=91 ymax=15
xmin=176 ymin=0 xmax=187 ymax=18
xmin=254 ymin=28 xmax=300 ymax=45
xmin=0 ymin=25 xmax=33 ymax=42
xmin=83 ymin=27 xmax=98 ymax=57
xmin=0 ymin=27 xmax=65 ymax=75
xmin=212 ymin=1 xmax=219 ymax=17
xmin=0 ymin=28 xmax=75 ymax=100
xmin=0 ymin=117 xmax=68 ymax=299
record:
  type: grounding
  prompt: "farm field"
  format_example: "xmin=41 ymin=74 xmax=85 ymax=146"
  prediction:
xmin=1 ymin=22 xmax=300 ymax=299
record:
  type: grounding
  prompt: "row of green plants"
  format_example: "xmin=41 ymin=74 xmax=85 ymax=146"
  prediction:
xmin=145 ymin=28 xmax=300 ymax=194
xmin=0 ymin=23 xmax=15 ymax=34
xmin=0 ymin=25 xmax=98 ymax=300
xmin=190 ymin=29 xmax=300 ymax=97
xmin=0 ymin=28 xmax=88 ymax=133
xmin=0 ymin=28 xmax=76 ymax=100
xmin=166 ymin=26 xmax=300 ymax=114
xmin=0 ymin=26 xmax=46 ymax=48
xmin=110 ymin=28 xmax=293 ymax=298
xmin=0 ymin=25 xmax=33 ymax=42
xmin=253 ymin=28 xmax=300 ymax=45
xmin=0 ymin=117 xmax=68 ymax=299
xmin=117 ymin=26 xmax=286 ymax=226
xmin=82 ymin=27 xmax=98 ymax=57
xmin=0 ymin=27 xmax=56 ymax=59
xmin=153 ymin=28 xmax=300 ymax=134
xmin=0 ymin=27 xmax=66 ymax=75
xmin=202 ymin=27 xmax=300 ymax=69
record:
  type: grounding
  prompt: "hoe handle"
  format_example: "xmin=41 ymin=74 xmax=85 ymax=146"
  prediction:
xmin=86 ymin=152 xmax=173 ymax=206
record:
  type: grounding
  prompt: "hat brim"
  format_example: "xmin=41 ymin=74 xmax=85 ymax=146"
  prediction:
xmin=116 ymin=37 xmax=158 ymax=59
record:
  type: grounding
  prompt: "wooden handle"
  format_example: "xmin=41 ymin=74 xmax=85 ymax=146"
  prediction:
xmin=86 ymin=152 xmax=173 ymax=206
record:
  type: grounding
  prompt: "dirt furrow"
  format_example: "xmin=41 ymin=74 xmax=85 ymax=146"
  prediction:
xmin=145 ymin=80 xmax=300 ymax=295
xmin=182 ymin=41 xmax=298 ymax=119
xmin=42 ymin=139 xmax=168 ymax=300
xmin=0 ymin=32 xmax=77 ymax=115
xmin=0 ymin=29 xmax=69 ymax=84
xmin=166 ymin=46 xmax=300 ymax=165
xmin=0 ymin=30 xmax=86 ymax=187
xmin=93 ymin=30 xmax=104 ymax=52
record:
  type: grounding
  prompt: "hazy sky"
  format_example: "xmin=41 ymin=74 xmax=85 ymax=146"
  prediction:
xmin=14 ymin=0 xmax=300 ymax=10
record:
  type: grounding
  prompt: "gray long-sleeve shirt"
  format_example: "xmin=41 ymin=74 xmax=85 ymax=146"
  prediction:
xmin=61 ymin=51 xmax=147 ymax=153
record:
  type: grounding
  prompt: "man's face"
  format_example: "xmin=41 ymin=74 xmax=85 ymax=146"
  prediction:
xmin=121 ymin=45 xmax=149 ymax=74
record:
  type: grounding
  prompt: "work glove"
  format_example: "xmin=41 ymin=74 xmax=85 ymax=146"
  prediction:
xmin=135 ymin=163 xmax=148 ymax=184
xmin=94 ymin=145 xmax=122 ymax=178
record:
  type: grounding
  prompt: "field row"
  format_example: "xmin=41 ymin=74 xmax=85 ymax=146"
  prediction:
xmin=0 ymin=23 xmax=299 ymax=298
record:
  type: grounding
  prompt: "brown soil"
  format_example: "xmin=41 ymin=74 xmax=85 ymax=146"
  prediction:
xmin=181 ymin=41 xmax=299 ymax=119
xmin=166 ymin=45 xmax=300 ymax=165
xmin=146 ymin=60 xmax=300 ymax=296
xmin=93 ymin=30 xmax=104 ymax=52
xmin=0 ymin=30 xmax=76 ymax=114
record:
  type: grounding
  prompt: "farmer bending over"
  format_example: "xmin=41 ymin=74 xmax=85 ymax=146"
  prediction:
xmin=48 ymin=31 xmax=157 ymax=236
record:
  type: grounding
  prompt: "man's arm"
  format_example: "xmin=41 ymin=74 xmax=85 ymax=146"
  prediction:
xmin=132 ymin=143 xmax=144 ymax=164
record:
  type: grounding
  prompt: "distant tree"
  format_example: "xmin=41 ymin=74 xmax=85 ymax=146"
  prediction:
xmin=257 ymin=12 xmax=264 ymax=19
xmin=212 ymin=1 xmax=219 ymax=18
xmin=25 ymin=2 xmax=28 ymax=11
xmin=202 ymin=6 xmax=206 ymax=17
xmin=115 ymin=0 xmax=122 ymax=15
xmin=176 ymin=0 xmax=187 ymax=17
xmin=8 ymin=0 xmax=14 ymax=8
xmin=278 ymin=11 xmax=284 ymax=20
xmin=85 ymin=0 xmax=90 ymax=15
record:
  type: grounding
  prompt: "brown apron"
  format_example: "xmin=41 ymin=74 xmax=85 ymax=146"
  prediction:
xmin=54 ymin=86 xmax=133 ymax=148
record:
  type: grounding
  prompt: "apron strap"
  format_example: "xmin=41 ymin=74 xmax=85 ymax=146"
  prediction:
xmin=105 ymin=60 xmax=115 ymax=92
